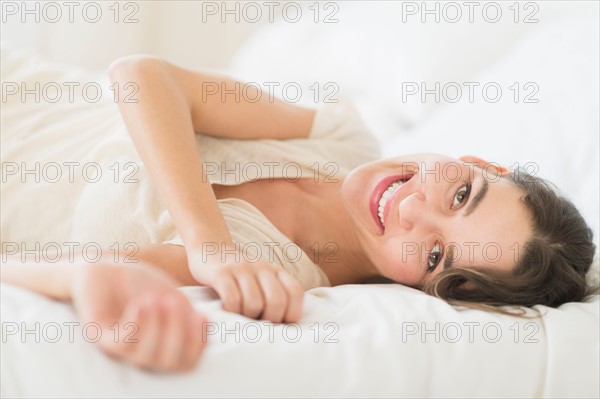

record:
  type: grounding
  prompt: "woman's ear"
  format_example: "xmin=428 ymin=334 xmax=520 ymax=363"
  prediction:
xmin=459 ymin=155 xmax=511 ymax=176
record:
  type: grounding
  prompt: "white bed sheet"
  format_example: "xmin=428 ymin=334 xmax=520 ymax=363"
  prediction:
xmin=2 ymin=283 xmax=599 ymax=398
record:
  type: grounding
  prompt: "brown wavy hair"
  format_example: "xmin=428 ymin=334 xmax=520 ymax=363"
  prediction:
xmin=422 ymin=169 xmax=598 ymax=316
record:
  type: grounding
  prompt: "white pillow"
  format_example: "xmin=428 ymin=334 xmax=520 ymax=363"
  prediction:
xmin=229 ymin=2 xmax=596 ymax=131
xmin=228 ymin=2 xmax=534 ymax=128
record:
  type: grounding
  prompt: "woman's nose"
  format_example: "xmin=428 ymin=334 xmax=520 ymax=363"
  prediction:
xmin=397 ymin=191 xmax=428 ymax=230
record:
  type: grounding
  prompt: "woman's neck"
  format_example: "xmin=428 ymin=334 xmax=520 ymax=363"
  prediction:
xmin=290 ymin=179 xmax=379 ymax=286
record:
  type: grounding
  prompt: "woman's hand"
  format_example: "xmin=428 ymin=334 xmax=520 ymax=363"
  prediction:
xmin=70 ymin=262 xmax=207 ymax=373
xmin=187 ymin=249 xmax=305 ymax=323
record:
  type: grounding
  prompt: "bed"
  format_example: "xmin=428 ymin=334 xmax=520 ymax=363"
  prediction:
xmin=1 ymin=2 xmax=599 ymax=397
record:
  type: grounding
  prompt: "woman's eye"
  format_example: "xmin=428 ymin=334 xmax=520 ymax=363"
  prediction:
xmin=452 ymin=183 xmax=472 ymax=208
xmin=428 ymin=243 xmax=443 ymax=271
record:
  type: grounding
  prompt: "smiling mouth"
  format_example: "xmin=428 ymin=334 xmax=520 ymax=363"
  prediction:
xmin=377 ymin=178 xmax=410 ymax=227
xmin=370 ymin=173 xmax=415 ymax=232
xmin=377 ymin=179 xmax=408 ymax=227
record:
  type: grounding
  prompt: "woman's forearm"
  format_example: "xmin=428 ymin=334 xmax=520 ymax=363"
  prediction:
xmin=108 ymin=56 xmax=317 ymax=269
xmin=0 ymin=260 xmax=78 ymax=300
xmin=108 ymin=59 xmax=235 ymax=253
xmin=110 ymin=55 xmax=316 ymax=141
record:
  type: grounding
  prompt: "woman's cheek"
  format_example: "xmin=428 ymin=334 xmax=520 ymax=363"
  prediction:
xmin=377 ymin=246 xmax=422 ymax=285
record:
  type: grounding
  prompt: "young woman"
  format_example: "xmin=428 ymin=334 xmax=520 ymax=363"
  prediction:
xmin=1 ymin=55 xmax=596 ymax=373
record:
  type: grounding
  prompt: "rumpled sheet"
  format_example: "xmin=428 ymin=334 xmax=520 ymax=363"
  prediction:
xmin=2 ymin=283 xmax=598 ymax=398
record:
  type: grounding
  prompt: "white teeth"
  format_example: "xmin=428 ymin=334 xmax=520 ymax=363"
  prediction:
xmin=377 ymin=180 xmax=404 ymax=226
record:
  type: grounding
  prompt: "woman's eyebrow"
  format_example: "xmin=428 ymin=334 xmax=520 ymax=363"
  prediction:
xmin=443 ymin=177 xmax=491 ymax=271
xmin=464 ymin=177 xmax=489 ymax=217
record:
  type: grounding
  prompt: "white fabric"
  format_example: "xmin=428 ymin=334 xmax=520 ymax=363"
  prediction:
xmin=2 ymin=282 xmax=598 ymax=398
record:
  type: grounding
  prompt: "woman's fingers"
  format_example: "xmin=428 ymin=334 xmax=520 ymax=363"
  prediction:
xmin=256 ymin=269 xmax=288 ymax=323
xmin=276 ymin=270 xmax=305 ymax=323
xmin=212 ymin=273 xmax=242 ymax=314
xmin=255 ymin=266 xmax=304 ymax=323
xmin=156 ymin=293 xmax=188 ymax=371
xmin=129 ymin=295 xmax=163 ymax=369
xmin=97 ymin=295 xmax=162 ymax=370
xmin=96 ymin=298 xmax=142 ymax=360
xmin=183 ymin=312 xmax=208 ymax=371
xmin=105 ymin=292 xmax=205 ymax=373
xmin=235 ymin=270 xmax=265 ymax=319
xmin=205 ymin=262 xmax=304 ymax=324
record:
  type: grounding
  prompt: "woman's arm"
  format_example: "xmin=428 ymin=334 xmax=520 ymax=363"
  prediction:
xmin=1 ymin=260 xmax=77 ymax=300
xmin=108 ymin=57 xmax=234 ymax=256
xmin=108 ymin=56 xmax=316 ymax=256
xmin=110 ymin=55 xmax=316 ymax=140
xmin=1 ymin=259 xmax=206 ymax=372
xmin=108 ymin=57 xmax=306 ymax=322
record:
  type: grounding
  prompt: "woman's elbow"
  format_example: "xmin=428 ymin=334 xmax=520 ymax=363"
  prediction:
xmin=108 ymin=54 xmax=165 ymax=81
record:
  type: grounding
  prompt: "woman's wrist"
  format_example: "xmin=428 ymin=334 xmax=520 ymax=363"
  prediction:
xmin=185 ymin=244 xmax=241 ymax=284
xmin=0 ymin=260 xmax=82 ymax=301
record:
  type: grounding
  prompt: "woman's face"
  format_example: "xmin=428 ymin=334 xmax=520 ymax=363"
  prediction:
xmin=341 ymin=153 xmax=534 ymax=288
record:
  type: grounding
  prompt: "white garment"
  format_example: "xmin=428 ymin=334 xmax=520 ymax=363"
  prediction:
xmin=0 ymin=43 xmax=380 ymax=289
